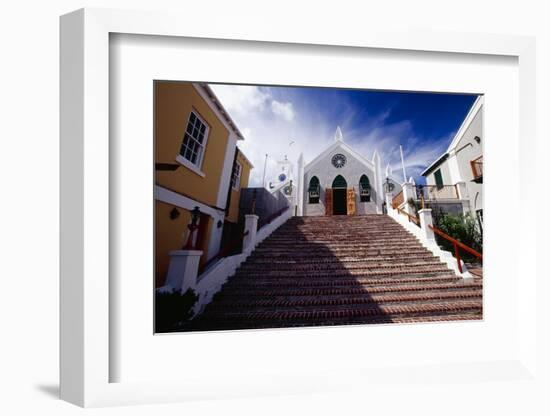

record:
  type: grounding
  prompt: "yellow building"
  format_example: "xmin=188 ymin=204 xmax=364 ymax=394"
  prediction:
xmin=154 ymin=82 xmax=253 ymax=287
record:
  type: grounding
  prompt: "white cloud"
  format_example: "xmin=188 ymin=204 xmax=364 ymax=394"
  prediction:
xmin=208 ymin=83 xmax=454 ymax=187
xmin=209 ymin=84 xmax=269 ymax=115
xmin=271 ymin=100 xmax=295 ymax=122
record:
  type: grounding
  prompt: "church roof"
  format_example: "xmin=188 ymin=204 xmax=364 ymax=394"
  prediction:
xmin=420 ymin=95 xmax=483 ymax=177
xmin=304 ymin=127 xmax=375 ymax=172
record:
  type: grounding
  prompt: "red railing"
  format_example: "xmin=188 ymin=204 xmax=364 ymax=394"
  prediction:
xmin=199 ymin=230 xmax=249 ymax=274
xmin=429 ymin=225 xmax=482 ymax=273
xmin=470 ymin=156 xmax=483 ymax=180
xmin=392 ymin=190 xmax=404 ymax=209
xmin=396 ymin=207 xmax=420 ymax=226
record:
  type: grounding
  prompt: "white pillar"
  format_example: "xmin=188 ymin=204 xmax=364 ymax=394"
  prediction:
xmin=297 ymin=154 xmax=304 ymax=216
xmin=243 ymin=214 xmax=259 ymax=254
xmin=163 ymin=250 xmax=203 ymax=293
xmin=401 ymin=182 xmax=415 ymax=214
xmin=455 ymin=181 xmax=469 ymax=200
xmin=418 ymin=208 xmax=436 ymax=243
xmin=372 ymin=151 xmax=382 ymax=213
xmin=385 ymin=192 xmax=394 ymax=212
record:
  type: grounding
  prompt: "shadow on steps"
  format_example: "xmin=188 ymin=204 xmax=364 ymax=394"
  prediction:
xmin=178 ymin=215 xmax=482 ymax=332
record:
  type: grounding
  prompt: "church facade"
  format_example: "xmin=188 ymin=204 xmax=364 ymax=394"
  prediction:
xmin=270 ymin=127 xmax=402 ymax=217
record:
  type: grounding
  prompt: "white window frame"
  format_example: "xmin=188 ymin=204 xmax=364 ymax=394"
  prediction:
xmin=231 ymin=160 xmax=242 ymax=191
xmin=176 ymin=109 xmax=210 ymax=174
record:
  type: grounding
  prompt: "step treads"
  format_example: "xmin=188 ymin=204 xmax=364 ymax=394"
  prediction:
xmin=197 ymin=300 xmax=483 ymax=322
xmin=218 ymin=281 xmax=482 ymax=298
xmin=207 ymin=289 xmax=482 ymax=311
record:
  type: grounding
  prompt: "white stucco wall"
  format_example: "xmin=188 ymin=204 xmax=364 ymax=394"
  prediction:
xmin=424 ymin=102 xmax=483 ymax=217
xmin=453 ymin=107 xmax=483 ymax=212
xmin=303 ymin=145 xmax=379 ymax=216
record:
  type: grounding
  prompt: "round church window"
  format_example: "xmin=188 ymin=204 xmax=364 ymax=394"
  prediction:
xmin=331 ymin=153 xmax=347 ymax=168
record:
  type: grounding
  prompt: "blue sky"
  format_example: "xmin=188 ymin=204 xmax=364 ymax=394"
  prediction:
xmin=209 ymin=83 xmax=478 ymax=187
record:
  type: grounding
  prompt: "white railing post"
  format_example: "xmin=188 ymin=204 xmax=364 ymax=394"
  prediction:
xmin=243 ymin=214 xmax=259 ymax=254
xmin=401 ymin=182 xmax=414 ymax=214
xmin=418 ymin=208 xmax=435 ymax=243
xmin=163 ymin=250 xmax=203 ymax=293
xmin=455 ymin=181 xmax=469 ymax=200
xmin=385 ymin=192 xmax=394 ymax=211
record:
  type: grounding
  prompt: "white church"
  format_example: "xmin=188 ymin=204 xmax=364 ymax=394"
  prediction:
xmin=269 ymin=127 xmax=403 ymax=217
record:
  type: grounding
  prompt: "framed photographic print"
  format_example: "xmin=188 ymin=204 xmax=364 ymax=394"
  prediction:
xmin=60 ymin=7 xmax=539 ymax=409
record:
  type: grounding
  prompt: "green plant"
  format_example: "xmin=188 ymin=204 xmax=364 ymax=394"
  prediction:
xmin=435 ymin=213 xmax=482 ymax=261
xmin=407 ymin=197 xmax=422 ymax=216
xmin=155 ymin=288 xmax=198 ymax=333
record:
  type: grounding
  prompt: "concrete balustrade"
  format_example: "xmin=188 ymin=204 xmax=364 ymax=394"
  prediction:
xmin=400 ymin=182 xmax=415 ymax=214
xmin=158 ymin=207 xmax=292 ymax=315
xmin=387 ymin=198 xmax=472 ymax=279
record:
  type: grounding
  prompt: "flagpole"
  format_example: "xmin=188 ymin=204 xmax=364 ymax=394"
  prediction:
xmin=262 ymin=153 xmax=268 ymax=188
xmin=399 ymin=145 xmax=407 ymax=183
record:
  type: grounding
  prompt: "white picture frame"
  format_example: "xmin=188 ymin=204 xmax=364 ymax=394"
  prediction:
xmin=60 ymin=7 xmax=539 ymax=408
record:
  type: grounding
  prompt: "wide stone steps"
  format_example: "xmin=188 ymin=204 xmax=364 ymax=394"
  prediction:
xmin=217 ymin=281 xmax=482 ymax=298
xmin=206 ymin=289 xmax=482 ymax=311
xmin=187 ymin=214 xmax=482 ymax=331
xmin=221 ymin=274 xmax=462 ymax=288
xmin=235 ymin=264 xmax=452 ymax=278
xmin=246 ymin=253 xmax=438 ymax=264
xmin=238 ymin=259 xmax=446 ymax=272
xmin=250 ymin=248 xmax=433 ymax=258
xmin=189 ymin=300 xmax=483 ymax=330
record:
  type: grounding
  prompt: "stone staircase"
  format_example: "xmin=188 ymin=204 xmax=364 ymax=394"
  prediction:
xmin=187 ymin=215 xmax=482 ymax=331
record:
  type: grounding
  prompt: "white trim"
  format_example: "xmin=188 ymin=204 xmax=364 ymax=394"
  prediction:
xmin=236 ymin=147 xmax=255 ymax=168
xmin=155 ymin=185 xmax=224 ymax=220
xmin=216 ymin=134 xmax=237 ymax=208
xmin=420 ymin=96 xmax=484 ymax=176
xmin=446 ymin=95 xmax=484 ymax=153
xmin=192 ymin=83 xmax=245 ymax=140
xmin=178 ymin=108 xmax=210 ymax=171
xmin=175 ymin=154 xmax=206 ymax=177
xmin=231 ymin=160 xmax=242 ymax=191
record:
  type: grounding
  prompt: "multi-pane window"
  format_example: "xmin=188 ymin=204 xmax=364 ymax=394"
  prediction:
xmin=434 ymin=169 xmax=444 ymax=190
xmin=180 ymin=111 xmax=208 ymax=167
xmin=308 ymin=176 xmax=320 ymax=204
xmin=359 ymin=175 xmax=371 ymax=202
xmin=231 ymin=161 xmax=242 ymax=190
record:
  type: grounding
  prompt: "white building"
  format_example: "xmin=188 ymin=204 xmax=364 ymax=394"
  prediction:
xmin=420 ymin=96 xmax=483 ymax=228
xmin=272 ymin=127 xmax=402 ymax=216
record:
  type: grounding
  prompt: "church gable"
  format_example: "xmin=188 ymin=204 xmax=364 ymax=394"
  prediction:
xmin=304 ymin=142 xmax=375 ymax=191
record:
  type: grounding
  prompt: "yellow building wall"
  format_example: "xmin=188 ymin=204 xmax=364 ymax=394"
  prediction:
xmin=226 ymin=152 xmax=253 ymax=223
xmin=155 ymin=200 xmax=214 ymax=286
xmin=155 ymin=200 xmax=190 ymax=287
xmin=155 ymin=82 xmax=233 ymax=286
xmin=155 ymin=82 xmax=230 ymax=208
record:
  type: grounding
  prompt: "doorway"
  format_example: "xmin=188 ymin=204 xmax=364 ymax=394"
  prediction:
xmin=332 ymin=175 xmax=348 ymax=215
xmin=333 ymin=188 xmax=347 ymax=215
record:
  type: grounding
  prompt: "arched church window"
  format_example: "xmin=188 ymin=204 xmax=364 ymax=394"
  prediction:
xmin=359 ymin=175 xmax=371 ymax=202
xmin=308 ymin=176 xmax=320 ymax=204
xmin=332 ymin=175 xmax=347 ymax=189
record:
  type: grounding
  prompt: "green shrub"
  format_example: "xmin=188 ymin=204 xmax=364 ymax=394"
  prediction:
xmin=435 ymin=213 xmax=482 ymax=261
xmin=155 ymin=288 xmax=198 ymax=333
